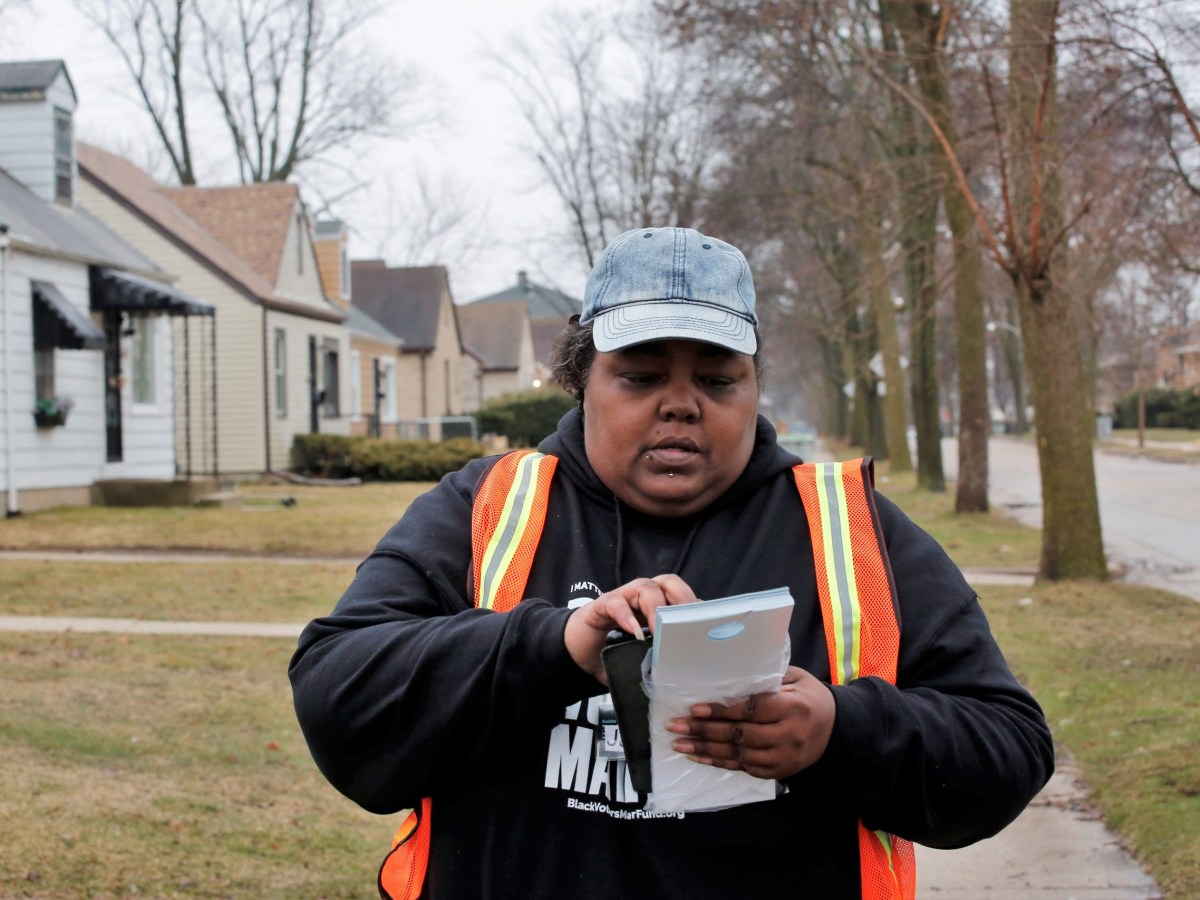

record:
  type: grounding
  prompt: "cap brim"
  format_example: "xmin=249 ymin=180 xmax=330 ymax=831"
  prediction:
xmin=591 ymin=301 xmax=757 ymax=355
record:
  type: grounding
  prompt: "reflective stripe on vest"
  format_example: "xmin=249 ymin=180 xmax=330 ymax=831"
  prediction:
xmin=472 ymin=451 xmax=558 ymax=612
xmin=379 ymin=450 xmax=555 ymax=900
xmin=382 ymin=452 xmax=914 ymax=900
xmin=794 ymin=459 xmax=916 ymax=900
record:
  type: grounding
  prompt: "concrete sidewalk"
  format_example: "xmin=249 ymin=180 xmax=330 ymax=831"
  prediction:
xmin=918 ymin=762 xmax=1161 ymax=898
xmin=0 ymin=601 xmax=1164 ymax=898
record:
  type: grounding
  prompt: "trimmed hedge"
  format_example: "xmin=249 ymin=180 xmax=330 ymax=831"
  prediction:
xmin=476 ymin=389 xmax=576 ymax=448
xmin=291 ymin=434 xmax=486 ymax=481
xmin=1112 ymin=387 xmax=1200 ymax=430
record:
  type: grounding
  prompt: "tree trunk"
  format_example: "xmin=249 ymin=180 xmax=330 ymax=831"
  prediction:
xmin=948 ymin=195 xmax=990 ymax=512
xmin=882 ymin=0 xmax=988 ymax=509
xmin=883 ymin=48 xmax=943 ymax=488
xmin=819 ymin=335 xmax=849 ymax=440
xmin=1019 ymin=279 xmax=1107 ymax=579
xmin=862 ymin=183 xmax=913 ymax=472
xmin=902 ymin=192 xmax=945 ymax=491
xmin=1009 ymin=0 xmax=1107 ymax=580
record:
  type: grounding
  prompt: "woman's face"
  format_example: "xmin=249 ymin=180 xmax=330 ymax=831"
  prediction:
xmin=582 ymin=339 xmax=759 ymax=517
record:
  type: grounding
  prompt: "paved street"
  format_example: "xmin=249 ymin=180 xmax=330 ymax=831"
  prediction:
xmin=943 ymin=437 xmax=1200 ymax=602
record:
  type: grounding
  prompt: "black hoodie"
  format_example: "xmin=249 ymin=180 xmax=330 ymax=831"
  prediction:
xmin=290 ymin=410 xmax=1053 ymax=899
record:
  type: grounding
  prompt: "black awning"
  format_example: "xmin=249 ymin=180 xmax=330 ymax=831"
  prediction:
xmin=31 ymin=280 xmax=106 ymax=350
xmin=91 ymin=267 xmax=215 ymax=317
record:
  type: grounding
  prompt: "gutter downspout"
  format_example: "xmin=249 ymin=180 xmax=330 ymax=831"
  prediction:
xmin=420 ymin=350 xmax=428 ymax=419
xmin=1 ymin=225 xmax=17 ymax=516
xmin=262 ymin=306 xmax=272 ymax=473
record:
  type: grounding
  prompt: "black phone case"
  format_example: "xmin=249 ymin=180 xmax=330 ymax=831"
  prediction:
xmin=600 ymin=628 xmax=653 ymax=794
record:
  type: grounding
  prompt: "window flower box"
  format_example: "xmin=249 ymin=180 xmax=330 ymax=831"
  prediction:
xmin=33 ymin=396 xmax=73 ymax=429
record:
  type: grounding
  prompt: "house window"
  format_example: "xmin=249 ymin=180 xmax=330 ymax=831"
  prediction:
xmin=340 ymin=242 xmax=351 ymax=299
xmin=54 ymin=107 xmax=72 ymax=203
xmin=350 ymin=350 xmax=361 ymax=419
xmin=34 ymin=347 xmax=55 ymax=401
xmin=322 ymin=338 xmax=340 ymax=417
xmin=131 ymin=316 xmax=157 ymax=406
xmin=274 ymin=328 xmax=287 ymax=416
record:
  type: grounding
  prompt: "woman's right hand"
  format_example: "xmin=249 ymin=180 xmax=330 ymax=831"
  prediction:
xmin=564 ymin=575 xmax=697 ymax=683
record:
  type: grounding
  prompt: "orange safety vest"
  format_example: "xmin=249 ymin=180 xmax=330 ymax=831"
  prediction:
xmin=379 ymin=451 xmax=915 ymax=900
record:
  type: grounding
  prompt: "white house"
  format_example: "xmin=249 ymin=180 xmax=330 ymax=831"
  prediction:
xmin=0 ymin=59 xmax=213 ymax=513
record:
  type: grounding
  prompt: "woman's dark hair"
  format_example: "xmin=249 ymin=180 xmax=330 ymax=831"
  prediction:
xmin=549 ymin=316 xmax=764 ymax=406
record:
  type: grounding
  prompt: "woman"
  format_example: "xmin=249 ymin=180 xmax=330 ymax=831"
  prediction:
xmin=290 ymin=227 xmax=1053 ymax=899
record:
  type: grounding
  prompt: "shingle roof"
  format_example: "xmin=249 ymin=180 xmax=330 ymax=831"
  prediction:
xmin=78 ymin=143 xmax=342 ymax=322
xmin=0 ymin=59 xmax=74 ymax=100
xmin=0 ymin=164 xmax=157 ymax=272
xmin=78 ymin=143 xmax=278 ymax=302
xmin=469 ymin=272 xmax=581 ymax=320
xmin=346 ymin=304 xmax=402 ymax=347
xmin=457 ymin=300 xmax=529 ymax=371
xmin=351 ymin=262 xmax=453 ymax=353
xmin=163 ymin=182 xmax=299 ymax=288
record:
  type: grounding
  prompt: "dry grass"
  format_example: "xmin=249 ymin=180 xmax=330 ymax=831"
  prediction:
xmin=0 ymin=559 xmax=355 ymax=623
xmin=873 ymin=468 xmax=1042 ymax=571
xmin=0 ymin=482 xmax=430 ymax=558
xmin=0 ymin=632 xmax=391 ymax=898
xmin=978 ymin=581 xmax=1200 ymax=899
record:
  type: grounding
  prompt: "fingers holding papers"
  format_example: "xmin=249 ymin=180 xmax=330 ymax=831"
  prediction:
xmin=666 ymin=666 xmax=836 ymax=780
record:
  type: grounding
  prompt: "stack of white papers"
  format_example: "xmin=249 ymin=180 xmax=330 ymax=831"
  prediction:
xmin=647 ymin=587 xmax=794 ymax=813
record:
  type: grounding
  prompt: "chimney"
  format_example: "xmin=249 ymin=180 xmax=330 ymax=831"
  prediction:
xmin=517 ymin=270 xmax=528 ymax=290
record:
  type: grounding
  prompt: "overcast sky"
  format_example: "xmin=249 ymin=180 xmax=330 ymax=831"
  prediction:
xmin=4 ymin=0 xmax=592 ymax=302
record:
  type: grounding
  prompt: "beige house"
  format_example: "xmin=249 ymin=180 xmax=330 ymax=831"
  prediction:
xmin=465 ymin=270 xmax=580 ymax=384
xmin=77 ymin=144 xmax=350 ymax=476
xmin=457 ymin=299 xmax=537 ymax=411
xmin=312 ymin=219 xmax=406 ymax=436
xmin=350 ymin=261 xmax=466 ymax=438
xmin=1155 ymin=324 xmax=1200 ymax=391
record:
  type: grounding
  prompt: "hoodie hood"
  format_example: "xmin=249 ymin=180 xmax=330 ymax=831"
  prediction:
xmin=539 ymin=408 xmax=802 ymax=517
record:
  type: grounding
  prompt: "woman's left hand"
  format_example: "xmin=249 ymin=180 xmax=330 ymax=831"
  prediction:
xmin=666 ymin=666 xmax=836 ymax=780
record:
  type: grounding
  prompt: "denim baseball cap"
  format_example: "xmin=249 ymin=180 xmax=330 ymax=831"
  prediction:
xmin=580 ymin=226 xmax=758 ymax=355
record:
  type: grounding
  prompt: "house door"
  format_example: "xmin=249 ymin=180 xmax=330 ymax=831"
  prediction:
xmin=104 ymin=310 xmax=123 ymax=462
xmin=308 ymin=335 xmax=320 ymax=433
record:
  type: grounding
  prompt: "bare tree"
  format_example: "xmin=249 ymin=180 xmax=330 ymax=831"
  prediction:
xmin=493 ymin=13 xmax=611 ymax=270
xmin=1006 ymin=0 xmax=1106 ymax=579
xmin=361 ymin=168 xmax=493 ymax=274
xmin=77 ymin=0 xmax=424 ymax=185
xmin=494 ymin=9 xmax=720 ymax=272
xmin=77 ymin=0 xmax=198 ymax=184
xmin=878 ymin=0 xmax=989 ymax=510
xmin=0 ymin=0 xmax=33 ymax=52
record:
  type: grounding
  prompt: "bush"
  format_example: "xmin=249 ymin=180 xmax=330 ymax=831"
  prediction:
xmin=476 ymin=389 xmax=575 ymax=448
xmin=1112 ymin=387 xmax=1200 ymax=430
xmin=291 ymin=434 xmax=486 ymax=481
